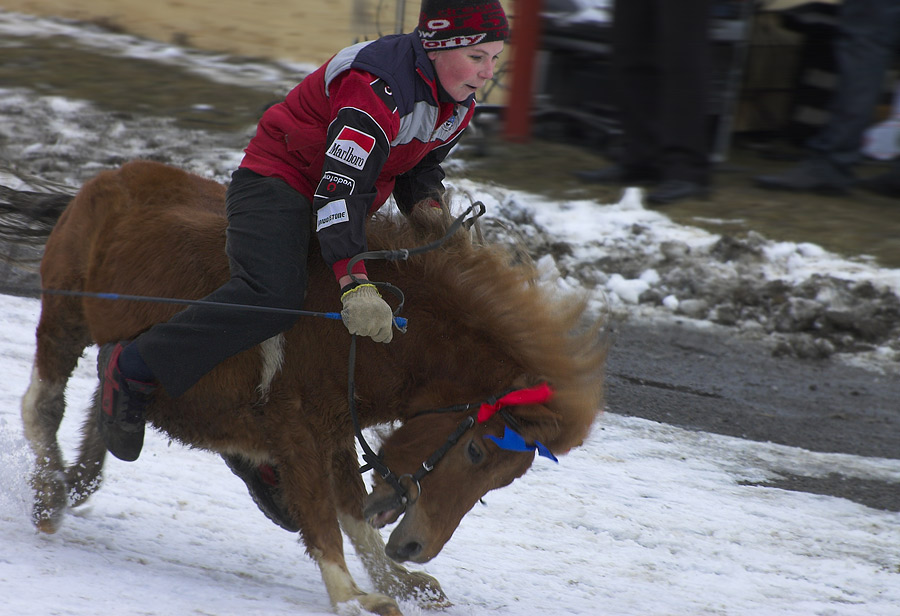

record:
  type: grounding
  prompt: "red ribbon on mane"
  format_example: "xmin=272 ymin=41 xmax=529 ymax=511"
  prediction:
xmin=477 ymin=383 xmax=554 ymax=423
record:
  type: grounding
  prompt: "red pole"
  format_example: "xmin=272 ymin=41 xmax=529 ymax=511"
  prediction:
xmin=503 ymin=0 xmax=543 ymax=142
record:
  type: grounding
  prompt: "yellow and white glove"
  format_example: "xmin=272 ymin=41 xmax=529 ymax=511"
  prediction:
xmin=340 ymin=283 xmax=394 ymax=343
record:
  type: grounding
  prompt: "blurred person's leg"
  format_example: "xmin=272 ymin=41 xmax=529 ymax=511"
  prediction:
xmin=808 ymin=0 xmax=900 ymax=172
xmin=612 ymin=0 xmax=660 ymax=176
xmin=646 ymin=0 xmax=712 ymax=203
xmin=757 ymin=0 xmax=900 ymax=193
xmin=576 ymin=0 xmax=661 ymax=184
xmin=656 ymin=0 xmax=712 ymax=185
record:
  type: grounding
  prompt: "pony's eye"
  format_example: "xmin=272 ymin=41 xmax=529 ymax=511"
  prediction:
xmin=466 ymin=439 xmax=484 ymax=464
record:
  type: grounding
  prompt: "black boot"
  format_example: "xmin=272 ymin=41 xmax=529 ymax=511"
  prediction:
xmin=858 ymin=170 xmax=900 ymax=198
xmin=647 ymin=180 xmax=710 ymax=205
xmin=754 ymin=159 xmax=852 ymax=195
xmin=97 ymin=342 xmax=157 ymax=462
xmin=574 ymin=163 xmax=659 ymax=185
xmin=222 ymin=454 xmax=300 ymax=532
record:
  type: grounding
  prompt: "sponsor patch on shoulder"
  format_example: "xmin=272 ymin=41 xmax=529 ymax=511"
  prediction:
xmin=315 ymin=171 xmax=356 ymax=200
xmin=370 ymin=78 xmax=397 ymax=113
xmin=326 ymin=126 xmax=376 ymax=171
xmin=316 ymin=199 xmax=349 ymax=232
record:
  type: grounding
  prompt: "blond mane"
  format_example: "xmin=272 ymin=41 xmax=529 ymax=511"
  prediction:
xmin=367 ymin=209 xmax=607 ymax=453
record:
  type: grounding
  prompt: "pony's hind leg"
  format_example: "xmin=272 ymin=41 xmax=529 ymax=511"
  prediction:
xmin=20 ymin=296 xmax=92 ymax=533
xmin=21 ymin=362 xmax=68 ymax=533
xmin=66 ymin=388 xmax=106 ymax=508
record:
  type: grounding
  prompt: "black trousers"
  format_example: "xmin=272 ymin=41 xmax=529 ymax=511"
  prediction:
xmin=137 ymin=168 xmax=312 ymax=397
xmin=808 ymin=0 xmax=900 ymax=170
xmin=611 ymin=0 xmax=712 ymax=184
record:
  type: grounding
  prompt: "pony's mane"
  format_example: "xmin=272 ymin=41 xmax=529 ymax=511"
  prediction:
xmin=367 ymin=210 xmax=606 ymax=453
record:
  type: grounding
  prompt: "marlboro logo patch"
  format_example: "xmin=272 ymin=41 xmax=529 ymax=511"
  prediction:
xmin=326 ymin=126 xmax=376 ymax=170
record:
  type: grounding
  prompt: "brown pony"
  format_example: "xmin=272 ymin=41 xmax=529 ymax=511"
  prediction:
xmin=19 ymin=160 xmax=606 ymax=616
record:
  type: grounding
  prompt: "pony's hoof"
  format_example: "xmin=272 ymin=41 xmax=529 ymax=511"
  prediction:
xmin=34 ymin=514 xmax=62 ymax=534
xmin=376 ymin=571 xmax=451 ymax=609
xmin=351 ymin=592 xmax=403 ymax=616
xmin=30 ymin=470 xmax=67 ymax=533
xmin=403 ymin=572 xmax=451 ymax=609
xmin=66 ymin=460 xmax=104 ymax=508
xmin=32 ymin=499 xmax=65 ymax=534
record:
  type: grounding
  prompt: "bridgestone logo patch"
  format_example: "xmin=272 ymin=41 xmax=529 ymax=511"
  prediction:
xmin=326 ymin=126 xmax=376 ymax=170
xmin=316 ymin=199 xmax=349 ymax=232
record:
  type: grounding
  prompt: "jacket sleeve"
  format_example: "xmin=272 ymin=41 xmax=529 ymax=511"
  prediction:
xmin=392 ymin=129 xmax=465 ymax=215
xmin=313 ymin=71 xmax=398 ymax=282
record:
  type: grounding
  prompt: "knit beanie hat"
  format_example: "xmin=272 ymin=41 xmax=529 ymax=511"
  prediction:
xmin=416 ymin=0 xmax=509 ymax=50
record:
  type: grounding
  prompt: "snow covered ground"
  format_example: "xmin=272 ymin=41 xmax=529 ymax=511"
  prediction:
xmin=1 ymin=10 xmax=900 ymax=616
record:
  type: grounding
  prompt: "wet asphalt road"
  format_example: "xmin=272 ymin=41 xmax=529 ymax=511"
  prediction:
xmin=606 ymin=318 xmax=900 ymax=511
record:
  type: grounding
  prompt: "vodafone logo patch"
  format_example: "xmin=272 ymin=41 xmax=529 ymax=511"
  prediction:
xmin=326 ymin=126 xmax=376 ymax=171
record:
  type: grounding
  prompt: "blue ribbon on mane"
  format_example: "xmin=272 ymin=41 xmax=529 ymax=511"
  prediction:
xmin=484 ymin=426 xmax=558 ymax=463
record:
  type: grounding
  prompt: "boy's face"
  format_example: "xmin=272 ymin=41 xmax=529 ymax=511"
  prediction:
xmin=427 ymin=41 xmax=504 ymax=102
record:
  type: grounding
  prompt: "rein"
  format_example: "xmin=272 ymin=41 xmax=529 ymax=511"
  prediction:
xmin=0 ymin=203 xmax=487 ymax=325
xmin=0 ymin=285 xmax=408 ymax=329
xmin=343 ymin=202 xmax=489 ymax=505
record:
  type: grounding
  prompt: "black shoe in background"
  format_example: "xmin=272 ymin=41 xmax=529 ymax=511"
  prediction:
xmin=754 ymin=159 xmax=852 ymax=195
xmin=575 ymin=163 xmax=659 ymax=185
xmin=646 ymin=180 xmax=709 ymax=205
xmin=857 ymin=170 xmax=900 ymax=198
xmin=97 ymin=341 xmax=157 ymax=462
xmin=222 ymin=454 xmax=301 ymax=532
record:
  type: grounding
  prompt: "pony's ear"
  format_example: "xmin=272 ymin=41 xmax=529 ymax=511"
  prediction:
xmin=497 ymin=377 xmax=570 ymax=452
xmin=506 ymin=402 xmax=563 ymax=448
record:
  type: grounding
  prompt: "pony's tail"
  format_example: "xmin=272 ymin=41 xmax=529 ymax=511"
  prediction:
xmin=0 ymin=165 xmax=74 ymax=285
xmin=0 ymin=185 xmax=72 ymax=246
xmin=0 ymin=160 xmax=74 ymax=248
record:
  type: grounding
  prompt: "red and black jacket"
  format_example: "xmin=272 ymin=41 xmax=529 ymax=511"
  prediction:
xmin=239 ymin=32 xmax=475 ymax=281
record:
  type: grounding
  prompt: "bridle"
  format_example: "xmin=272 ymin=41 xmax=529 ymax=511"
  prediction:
xmin=348 ymin=363 xmax=527 ymax=510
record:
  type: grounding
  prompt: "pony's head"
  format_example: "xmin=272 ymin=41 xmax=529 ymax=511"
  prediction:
xmin=363 ymin=380 xmax=562 ymax=563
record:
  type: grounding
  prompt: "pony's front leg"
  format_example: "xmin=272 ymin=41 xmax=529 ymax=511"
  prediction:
xmin=338 ymin=513 xmax=450 ymax=608
xmin=331 ymin=448 xmax=449 ymax=608
xmin=310 ymin=547 xmax=402 ymax=616
xmin=276 ymin=445 xmax=402 ymax=616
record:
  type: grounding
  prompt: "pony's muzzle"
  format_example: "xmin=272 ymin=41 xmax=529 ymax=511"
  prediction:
xmin=363 ymin=473 xmax=420 ymax=528
xmin=363 ymin=492 xmax=406 ymax=528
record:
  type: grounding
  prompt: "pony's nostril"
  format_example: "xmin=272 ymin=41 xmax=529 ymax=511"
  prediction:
xmin=388 ymin=540 xmax=423 ymax=562
xmin=399 ymin=541 xmax=423 ymax=560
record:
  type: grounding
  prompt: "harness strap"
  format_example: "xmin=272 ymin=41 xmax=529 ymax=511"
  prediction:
xmin=344 ymin=201 xmax=486 ymax=335
xmin=347 ymin=335 xmax=407 ymax=499
xmin=413 ymin=415 xmax=475 ymax=481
